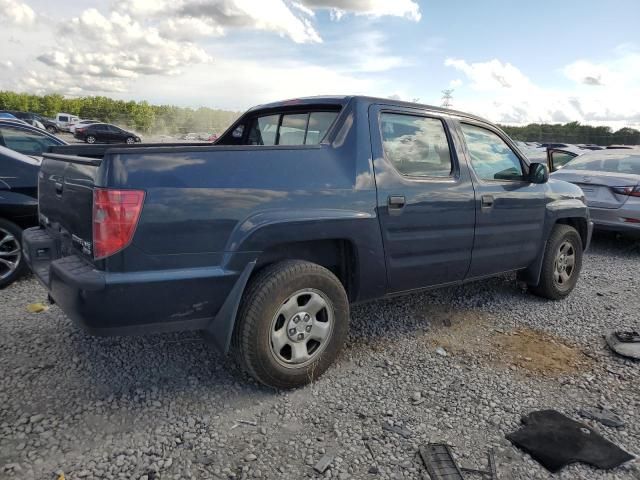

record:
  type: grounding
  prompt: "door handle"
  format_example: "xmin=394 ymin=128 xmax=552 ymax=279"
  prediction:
xmin=481 ymin=195 xmax=494 ymax=208
xmin=54 ymin=182 xmax=63 ymax=196
xmin=388 ymin=195 xmax=406 ymax=215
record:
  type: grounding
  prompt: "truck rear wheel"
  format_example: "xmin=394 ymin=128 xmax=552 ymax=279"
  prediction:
xmin=0 ymin=219 xmax=27 ymax=289
xmin=233 ymin=260 xmax=349 ymax=389
xmin=529 ymin=224 xmax=582 ymax=300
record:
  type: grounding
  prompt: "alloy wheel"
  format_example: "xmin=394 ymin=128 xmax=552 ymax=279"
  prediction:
xmin=269 ymin=289 xmax=334 ymax=368
xmin=0 ymin=228 xmax=21 ymax=281
xmin=553 ymin=240 xmax=575 ymax=286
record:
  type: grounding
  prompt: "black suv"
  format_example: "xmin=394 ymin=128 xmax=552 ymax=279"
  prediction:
xmin=0 ymin=120 xmax=66 ymax=287
xmin=74 ymin=123 xmax=141 ymax=144
xmin=0 ymin=110 xmax=59 ymax=133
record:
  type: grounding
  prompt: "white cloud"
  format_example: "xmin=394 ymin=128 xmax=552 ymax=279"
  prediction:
xmin=130 ymin=57 xmax=380 ymax=110
xmin=563 ymin=61 xmax=616 ymax=86
xmin=5 ymin=70 xmax=128 ymax=95
xmin=344 ymin=31 xmax=410 ymax=73
xmin=36 ymin=8 xmax=211 ymax=85
xmin=116 ymin=0 xmax=322 ymax=44
xmin=160 ymin=17 xmax=225 ymax=41
xmin=445 ymin=58 xmax=533 ymax=91
xmin=300 ymin=0 xmax=421 ymax=21
xmin=445 ymin=54 xmax=640 ymax=129
xmin=0 ymin=0 xmax=35 ymax=25
xmin=563 ymin=53 xmax=640 ymax=87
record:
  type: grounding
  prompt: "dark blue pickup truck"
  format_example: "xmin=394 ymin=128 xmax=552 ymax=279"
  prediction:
xmin=24 ymin=96 xmax=592 ymax=388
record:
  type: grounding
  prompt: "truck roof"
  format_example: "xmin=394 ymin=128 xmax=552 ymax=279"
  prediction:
xmin=249 ymin=95 xmax=490 ymax=124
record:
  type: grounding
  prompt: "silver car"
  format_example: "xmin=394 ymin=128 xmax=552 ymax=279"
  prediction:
xmin=551 ymin=150 xmax=640 ymax=235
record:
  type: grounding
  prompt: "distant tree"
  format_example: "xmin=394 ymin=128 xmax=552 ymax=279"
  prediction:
xmin=500 ymin=121 xmax=638 ymax=146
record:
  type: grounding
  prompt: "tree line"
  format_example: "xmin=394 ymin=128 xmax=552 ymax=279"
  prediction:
xmin=0 ymin=91 xmax=242 ymax=135
xmin=499 ymin=121 xmax=640 ymax=146
xmin=2 ymin=90 xmax=638 ymax=144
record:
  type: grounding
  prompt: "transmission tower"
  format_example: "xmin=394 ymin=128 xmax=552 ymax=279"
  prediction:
xmin=441 ymin=89 xmax=454 ymax=108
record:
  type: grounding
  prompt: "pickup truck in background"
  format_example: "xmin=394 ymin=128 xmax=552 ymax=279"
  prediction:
xmin=23 ymin=96 xmax=592 ymax=388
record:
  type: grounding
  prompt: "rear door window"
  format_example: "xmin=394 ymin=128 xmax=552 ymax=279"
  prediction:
xmin=59 ymin=115 xmax=68 ymax=122
xmin=380 ymin=113 xmax=453 ymax=177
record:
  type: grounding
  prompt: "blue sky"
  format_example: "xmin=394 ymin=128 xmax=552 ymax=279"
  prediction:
xmin=1 ymin=0 xmax=639 ymax=127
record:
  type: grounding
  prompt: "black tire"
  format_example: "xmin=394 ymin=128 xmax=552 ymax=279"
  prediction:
xmin=0 ymin=219 xmax=27 ymax=289
xmin=125 ymin=137 xmax=135 ymax=144
xmin=233 ymin=260 xmax=350 ymax=389
xmin=46 ymin=125 xmax=57 ymax=134
xmin=529 ymin=224 xmax=582 ymax=300
xmin=86 ymin=135 xmax=96 ymax=144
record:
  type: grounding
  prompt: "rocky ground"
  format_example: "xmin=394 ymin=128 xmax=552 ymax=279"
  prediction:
xmin=1 ymin=232 xmax=639 ymax=480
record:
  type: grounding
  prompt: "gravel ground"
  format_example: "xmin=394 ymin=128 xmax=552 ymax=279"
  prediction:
xmin=1 ymin=232 xmax=639 ymax=480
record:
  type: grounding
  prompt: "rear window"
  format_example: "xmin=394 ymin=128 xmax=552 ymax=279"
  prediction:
xmin=246 ymin=110 xmax=339 ymax=146
xmin=565 ymin=152 xmax=640 ymax=175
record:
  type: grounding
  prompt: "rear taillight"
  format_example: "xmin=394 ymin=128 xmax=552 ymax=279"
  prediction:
xmin=92 ymin=188 xmax=145 ymax=259
xmin=612 ymin=186 xmax=640 ymax=197
xmin=76 ymin=128 xmax=85 ymax=133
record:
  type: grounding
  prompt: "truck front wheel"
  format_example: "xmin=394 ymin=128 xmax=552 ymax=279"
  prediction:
xmin=233 ymin=260 xmax=350 ymax=389
xmin=529 ymin=224 xmax=583 ymax=300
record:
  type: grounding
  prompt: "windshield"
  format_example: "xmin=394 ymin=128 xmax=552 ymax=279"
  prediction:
xmin=564 ymin=151 xmax=640 ymax=174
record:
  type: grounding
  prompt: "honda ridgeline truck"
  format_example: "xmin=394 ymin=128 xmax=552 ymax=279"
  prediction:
xmin=23 ymin=96 xmax=593 ymax=388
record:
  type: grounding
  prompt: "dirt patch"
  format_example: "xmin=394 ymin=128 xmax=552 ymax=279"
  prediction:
xmin=490 ymin=328 xmax=592 ymax=375
xmin=423 ymin=305 xmax=592 ymax=376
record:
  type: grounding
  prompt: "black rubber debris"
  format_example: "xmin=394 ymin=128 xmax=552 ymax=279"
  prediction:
xmin=506 ymin=410 xmax=634 ymax=472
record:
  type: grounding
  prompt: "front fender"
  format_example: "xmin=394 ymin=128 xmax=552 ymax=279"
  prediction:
xmin=519 ymin=198 xmax=591 ymax=285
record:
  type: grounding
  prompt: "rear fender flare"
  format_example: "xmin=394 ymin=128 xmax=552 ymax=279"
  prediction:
xmin=205 ymin=209 xmax=385 ymax=354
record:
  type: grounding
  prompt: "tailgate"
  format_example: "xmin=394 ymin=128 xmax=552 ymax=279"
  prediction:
xmin=38 ymin=154 xmax=100 ymax=260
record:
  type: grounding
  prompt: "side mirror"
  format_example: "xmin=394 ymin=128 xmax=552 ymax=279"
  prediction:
xmin=529 ymin=162 xmax=549 ymax=184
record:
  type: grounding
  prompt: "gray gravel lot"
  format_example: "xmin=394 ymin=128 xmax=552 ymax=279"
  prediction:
xmin=1 ymin=233 xmax=639 ymax=479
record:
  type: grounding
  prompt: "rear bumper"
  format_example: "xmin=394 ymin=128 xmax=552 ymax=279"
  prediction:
xmin=589 ymin=205 xmax=640 ymax=235
xmin=22 ymin=227 xmax=246 ymax=343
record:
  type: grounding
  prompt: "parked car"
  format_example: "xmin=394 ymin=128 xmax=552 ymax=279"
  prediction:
xmin=73 ymin=123 xmax=141 ymax=144
xmin=55 ymin=113 xmax=80 ymax=132
xmin=0 ymin=120 xmax=66 ymax=287
xmin=551 ymin=149 xmax=640 ymax=236
xmin=0 ymin=110 xmax=58 ymax=133
xmin=577 ymin=144 xmax=603 ymax=151
xmin=541 ymin=142 xmax=569 ymax=149
xmin=69 ymin=119 xmax=99 ymax=134
xmin=23 ymin=96 xmax=592 ymax=388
